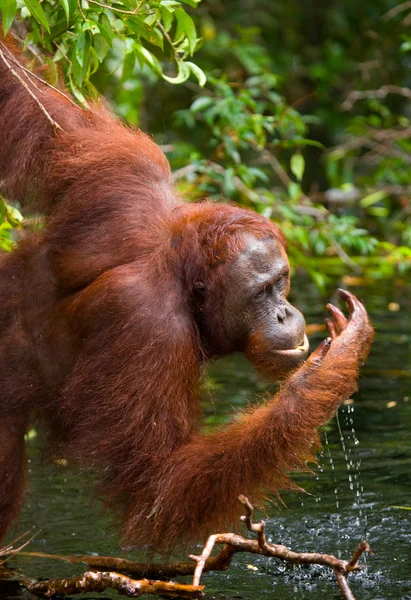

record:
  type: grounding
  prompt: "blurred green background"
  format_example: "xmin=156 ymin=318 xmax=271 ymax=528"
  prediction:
xmin=1 ymin=0 xmax=411 ymax=289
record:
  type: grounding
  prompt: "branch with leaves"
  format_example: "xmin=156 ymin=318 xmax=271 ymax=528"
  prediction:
xmin=1 ymin=0 xmax=206 ymax=102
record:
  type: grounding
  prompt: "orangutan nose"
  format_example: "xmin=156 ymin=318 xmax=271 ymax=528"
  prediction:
xmin=277 ymin=306 xmax=287 ymax=323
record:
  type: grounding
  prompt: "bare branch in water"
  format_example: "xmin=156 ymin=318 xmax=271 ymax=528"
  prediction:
xmin=14 ymin=496 xmax=370 ymax=600
xmin=24 ymin=572 xmax=204 ymax=599
xmin=0 ymin=531 xmax=38 ymax=564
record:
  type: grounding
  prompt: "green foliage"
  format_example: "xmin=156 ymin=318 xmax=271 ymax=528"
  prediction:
xmin=0 ymin=196 xmax=23 ymax=252
xmin=162 ymin=1 xmax=411 ymax=286
xmin=172 ymin=75 xmax=316 ymax=200
xmin=0 ymin=0 xmax=205 ymax=98
xmin=1 ymin=0 xmax=410 ymax=286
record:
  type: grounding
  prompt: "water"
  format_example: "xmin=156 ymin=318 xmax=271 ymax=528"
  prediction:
xmin=1 ymin=280 xmax=410 ymax=599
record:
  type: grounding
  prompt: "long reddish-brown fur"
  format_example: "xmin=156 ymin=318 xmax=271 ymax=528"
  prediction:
xmin=0 ymin=40 xmax=374 ymax=551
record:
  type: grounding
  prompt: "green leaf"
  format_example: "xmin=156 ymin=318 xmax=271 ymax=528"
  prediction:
xmin=134 ymin=44 xmax=162 ymax=75
xmin=2 ymin=0 xmax=17 ymax=35
xmin=122 ymin=50 xmax=136 ymax=81
xmin=71 ymin=57 xmax=84 ymax=86
xmin=25 ymin=0 xmax=50 ymax=33
xmin=175 ymin=8 xmax=197 ymax=54
xmin=360 ymin=190 xmax=387 ymax=208
xmin=98 ymin=15 xmax=113 ymax=43
xmin=162 ymin=60 xmax=190 ymax=84
xmin=83 ymin=20 xmax=100 ymax=35
xmin=0 ymin=199 xmax=6 ymax=221
xmin=71 ymin=36 xmax=90 ymax=87
xmin=190 ymin=96 xmax=213 ymax=112
xmin=88 ymin=46 xmax=100 ymax=75
xmin=160 ymin=6 xmax=174 ymax=32
xmin=186 ymin=61 xmax=206 ymax=87
xmin=224 ymin=167 xmax=236 ymax=196
xmin=400 ymin=41 xmax=411 ymax=53
xmin=43 ymin=56 xmax=59 ymax=86
xmin=75 ymin=31 xmax=86 ymax=67
xmin=159 ymin=0 xmax=181 ymax=6
xmin=179 ymin=0 xmax=201 ymax=6
xmin=68 ymin=0 xmax=77 ymax=15
xmin=5 ymin=203 xmax=23 ymax=226
xmin=68 ymin=76 xmax=89 ymax=107
xmin=93 ymin=33 xmax=111 ymax=62
xmin=49 ymin=19 xmax=70 ymax=39
xmin=290 ymin=152 xmax=305 ymax=182
xmin=288 ymin=181 xmax=302 ymax=201
xmin=60 ymin=0 xmax=70 ymax=23
xmin=367 ymin=206 xmax=389 ymax=217
xmin=126 ymin=17 xmax=164 ymax=49
xmin=25 ymin=428 xmax=37 ymax=441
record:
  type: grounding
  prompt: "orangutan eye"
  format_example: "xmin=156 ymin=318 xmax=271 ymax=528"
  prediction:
xmin=255 ymin=284 xmax=273 ymax=298
xmin=276 ymin=270 xmax=289 ymax=287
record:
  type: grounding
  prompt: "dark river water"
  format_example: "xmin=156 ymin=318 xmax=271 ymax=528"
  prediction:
xmin=1 ymin=279 xmax=410 ymax=599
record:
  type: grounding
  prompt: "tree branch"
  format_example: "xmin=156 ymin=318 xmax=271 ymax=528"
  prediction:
xmin=342 ymin=85 xmax=411 ymax=111
xmin=0 ymin=41 xmax=81 ymax=111
xmin=0 ymin=47 xmax=62 ymax=131
xmin=87 ymin=0 xmax=144 ymax=15
xmin=17 ymin=496 xmax=371 ymax=600
xmin=24 ymin=572 xmax=204 ymax=599
xmin=382 ymin=1 xmax=411 ymax=21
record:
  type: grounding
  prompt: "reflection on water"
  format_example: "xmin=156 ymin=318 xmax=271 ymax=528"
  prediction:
xmin=1 ymin=280 xmax=411 ymax=599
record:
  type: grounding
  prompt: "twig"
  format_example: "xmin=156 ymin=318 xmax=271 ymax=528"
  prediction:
xmin=189 ymin=496 xmax=370 ymax=600
xmin=291 ymin=204 xmax=327 ymax=219
xmin=77 ymin=0 xmax=86 ymax=21
xmin=173 ymin=160 xmax=259 ymax=201
xmin=347 ymin=540 xmax=373 ymax=570
xmin=174 ymin=159 xmax=326 ymax=219
xmin=330 ymin=236 xmax=362 ymax=273
xmin=9 ymin=30 xmax=45 ymax=64
xmin=335 ymin=570 xmax=356 ymax=600
xmin=24 ymin=572 xmax=204 ymax=599
xmin=261 ymin=149 xmax=294 ymax=189
xmin=53 ymin=41 xmax=72 ymax=66
xmin=342 ymin=85 xmax=411 ymax=111
xmin=0 ymin=531 xmax=39 ymax=564
xmin=238 ymin=494 xmax=271 ymax=551
xmin=382 ymin=1 xmax=411 ymax=21
xmin=0 ymin=42 xmax=81 ymax=110
xmin=17 ymin=498 xmax=371 ymax=600
xmin=0 ymin=47 xmax=62 ymax=131
xmin=259 ymin=150 xmax=324 ymax=212
xmin=18 ymin=547 xmax=237 ymax=579
xmin=87 ymin=0 xmax=144 ymax=15
xmin=172 ymin=163 xmax=198 ymax=181
xmin=318 ymin=185 xmax=411 ymax=205
xmin=189 ymin=535 xmax=218 ymax=586
xmin=157 ymin=21 xmax=180 ymax=65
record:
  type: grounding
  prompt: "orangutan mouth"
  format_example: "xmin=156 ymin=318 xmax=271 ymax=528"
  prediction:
xmin=275 ymin=334 xmax=310 ymax=356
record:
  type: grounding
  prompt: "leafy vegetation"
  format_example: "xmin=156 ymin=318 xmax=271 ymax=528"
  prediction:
xmin=1 ymin=0 xmax=411 ymax=288
xmin=0 ymin=196 xmax=23 ymax=252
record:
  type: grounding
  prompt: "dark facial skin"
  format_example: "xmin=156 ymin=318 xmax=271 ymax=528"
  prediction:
xmin=196 ymin=234 xmax=308 ymax=375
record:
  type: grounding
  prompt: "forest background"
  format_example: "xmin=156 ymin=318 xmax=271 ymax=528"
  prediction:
xmin=1 ymin=0 xmax=411 ymax=289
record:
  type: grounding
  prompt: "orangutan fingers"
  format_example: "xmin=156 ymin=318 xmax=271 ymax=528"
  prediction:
xmin=325 ymin=318 xmax=337 ymax=340
xmin=337 ymin=289 xmax=368 ymax=324
xmin=326 ymin=303 xmax=348 ymax=335
xmin=303 ymin=337 xmax=332 ymax=371
xmin=311 ymin=337 xmax=332 ymax=364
